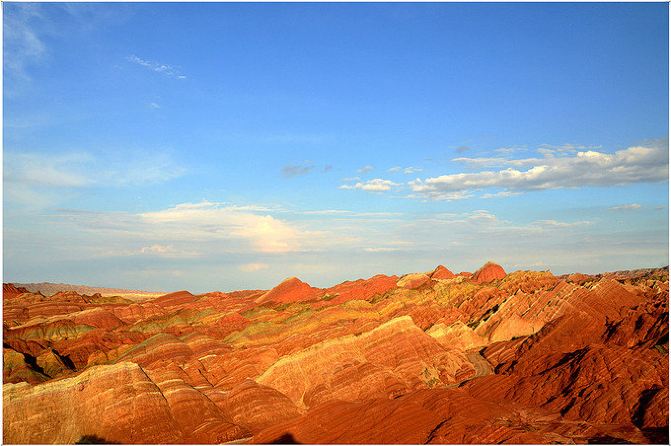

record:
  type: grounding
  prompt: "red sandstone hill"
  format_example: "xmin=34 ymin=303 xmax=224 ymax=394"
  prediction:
xmin=2 ymin=263 xmax=668 ymax=444
xmin=431 ymin=264 xmax=456 ymax=280
xmin=255 ymin=277 xmax=321 ymax=304
xmin=473 ymin=261 xmax=507 ymax=283
xmin=3 ymin=283 xmax=30 ymax=298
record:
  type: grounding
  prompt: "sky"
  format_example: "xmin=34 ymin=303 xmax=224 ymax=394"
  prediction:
xmin=3 ymin=2 xmax=669 ymax=293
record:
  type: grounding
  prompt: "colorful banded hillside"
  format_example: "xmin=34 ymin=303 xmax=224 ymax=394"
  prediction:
xmin=2 ymin=263 xmax=668 ymax=444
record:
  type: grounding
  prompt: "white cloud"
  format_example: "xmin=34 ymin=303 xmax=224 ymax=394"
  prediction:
xmin=5 ymin=152 xmax=92 ymax=188
xmin=48 ymin=200 xmax=364 ymax=259
xmin=494 ymin=146 xmax=527 ymax=155
xmin=113 ymin=152 xmax=186 ymax=185
xmin=127 ymin=55 xmax=187 ymax=79
xmin=140 ymin=244 xmax=175 ymax=255
xmin=7 ymin=150 xmax=184 ymax=186
xmin=468 ymin=210 xmax=498 ymax=222
xmin=452 ymin=156 xmax=511 ymax=167
xmin=148 ymin=102 xmax=161 ymax=109
xmin=302 ymin=209 xmax=352 ymax=215
xmin=389 ymin=166 xmax=422 ymax=174
xmin=5 ymin=4 xmax=133 ymax=92
xmin=8 ymin=196 xmax=667 ymax=290
xmin=4 ymin=4 xmax=47 ymax=85
xmin=340 ymin=178 xmax=398 ymax=192
xmin=363 ymin=247 xmax=403 ymax=253
xmin=140 ymin=201 xmax=302 ymax=253
xmin=411 ymin=142 xmax=668 ymax=200
xmin=481 ymin=191 xmax=521 ymax=199
xmin=537 ymin=143 xmax=602 ymax=154
xmin=282 ymin=163 xmax=314 ymax=177
xmin=357 ymin=165 xmax=374 ymax=174
xmin=406 ymin=190 xmax=472 ymax=201
xmin=610 ymin=203 xmax=642 ymax=211
xmin=532 ymin=219 xmax=592 ymax=228
xmin=4 ymin=150 xmax=186 ymax=209
xmin=239 ymin=263 xmax=270 ymax=272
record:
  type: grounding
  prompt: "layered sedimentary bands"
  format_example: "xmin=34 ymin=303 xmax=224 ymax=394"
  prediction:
xmin=3 ymin=263 xmax=669 ymax=444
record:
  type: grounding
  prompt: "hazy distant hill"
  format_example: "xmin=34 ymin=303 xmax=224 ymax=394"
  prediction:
xmin=13 ymin=282 xmax=165 ymax=298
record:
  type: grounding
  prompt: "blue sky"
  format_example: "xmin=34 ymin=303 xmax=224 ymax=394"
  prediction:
xmin=3 ymin=2 xmax=669 ymax=292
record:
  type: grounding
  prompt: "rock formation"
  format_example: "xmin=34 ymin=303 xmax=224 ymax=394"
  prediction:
xmin=473 ymin=261 xmax=507 ymax=283
xmin=3 ymin=263 xmax=668 ymax=444
xmin=255 ymin=277 xmax=320 ymax=304
xmin=431 ymin=264 xmax=456 ymax=280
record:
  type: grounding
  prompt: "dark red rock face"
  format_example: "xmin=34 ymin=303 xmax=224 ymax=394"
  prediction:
xmin=3 ymin=265 xmax=669 ymax=444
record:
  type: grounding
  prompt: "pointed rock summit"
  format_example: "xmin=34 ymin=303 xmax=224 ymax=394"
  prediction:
xmin=472 ymin=261 xmax=506 ymax=283
xmin=256 ymin=277 xmax=320 ymax=304
xmin=431 ymin=265 xmax=456 ymax=280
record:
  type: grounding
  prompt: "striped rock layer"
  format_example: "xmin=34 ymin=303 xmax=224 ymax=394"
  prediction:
xmin=3 ymin=263 xmax=668 ymax=444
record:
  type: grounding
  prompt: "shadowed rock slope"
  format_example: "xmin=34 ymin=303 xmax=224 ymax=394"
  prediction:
xmin=3 ymin=262 xmax=668 ymax=444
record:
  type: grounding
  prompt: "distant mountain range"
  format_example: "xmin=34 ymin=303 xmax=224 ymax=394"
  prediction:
xmin=12 ymin=282 xmax=165 ymax=297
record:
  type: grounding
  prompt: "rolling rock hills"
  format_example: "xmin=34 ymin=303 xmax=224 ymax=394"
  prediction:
xmin=2 ymin=262 xmax=669 ymax=444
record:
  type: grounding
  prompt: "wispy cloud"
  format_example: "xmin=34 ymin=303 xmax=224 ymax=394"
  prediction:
xmin=481 ymin=191 xmax=521 ymax=199
xmin=363 ymin=247 xmax=403 ymax=253
xmin=239 ymin=262 xmax=270 ymax=272
xmin=494 ymin=146 xmax=527 ymax=155
xmin=467 ymin=209 xmax=498 ymax=222
xmin=4 ymin=3 xmax=47 ymax=86
xmin=410 ymin=141 xmax=668 ymax=200
xmin=140 ymin=244 xmax=175 ymax=255
xmin=4 ymin=150 xmax=186 ymax=208
xmin=282 ymin=162 xmax=334 ymax=178
xmin=139 ymin=201 xmax=303 ymax=253
xmin=537 ymin=143 xmax=602 ymax=155
xmin=340 ymin=178 xmax=398 ymax=192
xmin=610 ymin=203 xmax=642 ymax=211
xmin=136 ymin=244 xmax=199 ymax=258
xmin=357 ymin=165 xmax=375 ymax=174
xmin=301 ymin=209 xmax=401 ymax=218
xmin=388 ymin=166 xmax=423 ymax=174
xmin=5 ymin=152 xmax=93 ymax=188
xmin=51 ymin=201 xmax=350 ymax=257
xmin=127 ymin=54 xmax=187 ymax=79
xmin=7 ymin=197 xmax=666 ymax=289
xmin=112 ymin=152 xmax=186 ymax=186
xmin=406 ymin=190 xmax=472 ymax=201
xmin=282 ymin=163 xmax=314 ymax=178
xmin=532 ymin=219 xmax=592 ymax=228
xmin=5 ymin=3 xmax=133 ymax=93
